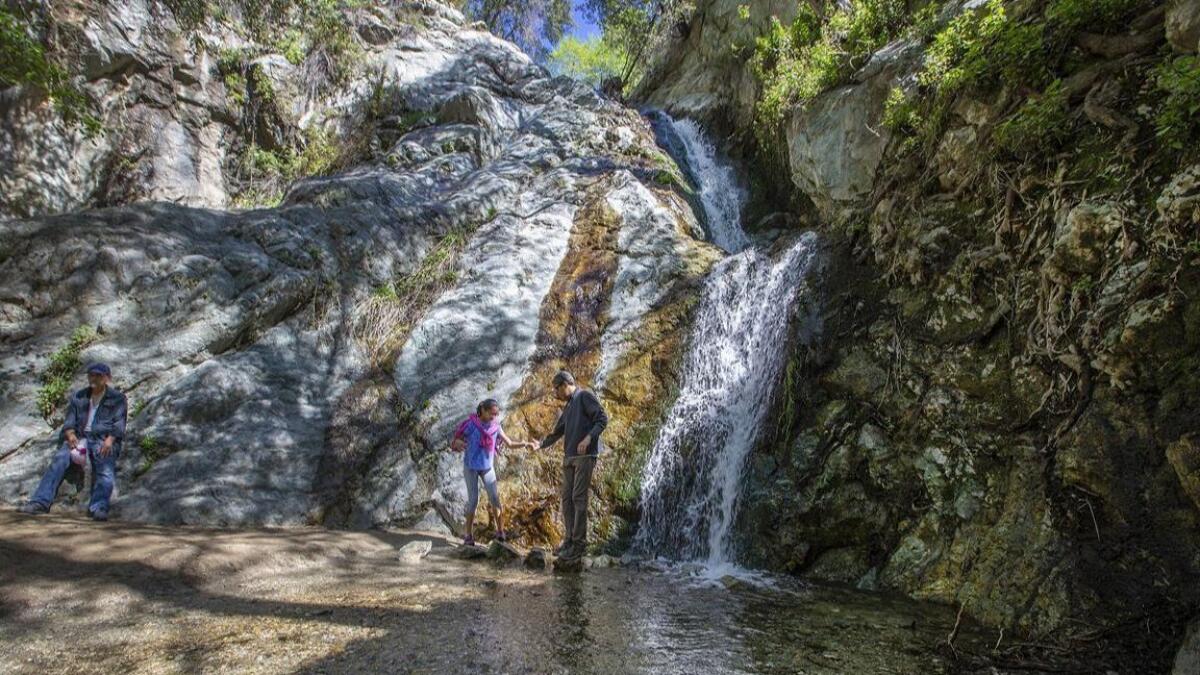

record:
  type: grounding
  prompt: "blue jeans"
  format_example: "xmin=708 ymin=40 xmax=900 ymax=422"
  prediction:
xmin=31 ymin=440 xmax=118 ymax=514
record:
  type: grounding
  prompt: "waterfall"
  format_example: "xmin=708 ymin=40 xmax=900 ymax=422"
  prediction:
xmin=650 ymin=114 xmax=750 ymax=253
xmin=635 ymin=113 xmax=818 ymax=572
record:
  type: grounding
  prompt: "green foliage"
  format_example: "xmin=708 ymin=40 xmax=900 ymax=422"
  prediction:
xmin=1152 ymin=56 xmax=1200 ymax=152
xmin=36 ymin=326 xmax=99 ymax=421
xmin=581 ymin=0 xmax=692 ymax=90
xmin=992 ymin=80 xmax=1071 ymax=157
xmin=1045 ymin=0 xmax=1148 ymax=34
xmin=0 ymin=8 xmax=100 ymax=135
xmin=139 ymin=434 xmax=159 ymax=453
xmin=882 ymin=86 xmax=920 ymax=133
xmin=275 ymin=28 xmax=306 ymax=65
xmin=548 ymin=35 xmax=624 ymax=87
xmin=235 ymin=126 xmax=342 ymax=206
xmin=751 ymin=0 xmax=908 ymax=130
xmin=919 ymin=0 xmax=1049 ymax=98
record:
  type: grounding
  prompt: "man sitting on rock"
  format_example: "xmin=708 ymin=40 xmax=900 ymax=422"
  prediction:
xmin=537 ymin=370 xmax=609 ymax=562
xmin=17 ymin=363 xmax=127 ymax=521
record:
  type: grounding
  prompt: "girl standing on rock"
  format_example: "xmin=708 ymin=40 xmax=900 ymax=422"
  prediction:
xmin=450 ymin=398 xmax=536 ymax=546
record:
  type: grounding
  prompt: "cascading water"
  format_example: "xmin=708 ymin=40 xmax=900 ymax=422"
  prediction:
xmin=651 ymin=114 xmax=750 ymax=253
xmin=635 ymin=113 xmax=818 ymax=573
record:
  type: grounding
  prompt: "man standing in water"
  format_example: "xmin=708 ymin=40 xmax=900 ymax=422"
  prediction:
xmin=538 ymin=370 xmax=609 ymax=561
xmin=17 ymin=362 xmax=127 ymax=521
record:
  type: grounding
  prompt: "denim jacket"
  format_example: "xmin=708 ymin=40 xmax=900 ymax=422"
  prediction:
xmin=61 ymin=386 xmax=127 ymax=447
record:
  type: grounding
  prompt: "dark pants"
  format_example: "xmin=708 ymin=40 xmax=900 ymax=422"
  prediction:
xmin=31 ymin=441 xmax=118 ymax=514
xmin=561 ymin=455 xmax=596 ymax=549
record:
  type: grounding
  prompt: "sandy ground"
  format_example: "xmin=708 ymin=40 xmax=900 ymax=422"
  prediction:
xmin=0 ymin=512 xmax=509 ymax=673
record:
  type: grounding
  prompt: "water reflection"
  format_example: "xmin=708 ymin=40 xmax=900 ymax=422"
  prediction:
xmin=462 ymin=565 xmax=984 ymax=675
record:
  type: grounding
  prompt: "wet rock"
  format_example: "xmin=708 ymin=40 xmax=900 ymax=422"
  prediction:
xmin=1167 ymin=433 xmax=1200 ymax=511
xmin=452 ymin=544 xmax=488 ymax=560
xmin=397 ymin=540 xmax=432 ymax=564
xmin=552 ymin=556 xmax=584 ymax=573
xmin=486 ymin=541 xmax=521 ymax=562
xmin=719 ymin=575 xmax=746 ymax=590
xmin=584 ymin=554 xmax=618 ymax=568
xmin=1174 ymin=618 xmax=1200 ymax=674
xmin=524 ymin=548 xmax=548 ymax=569
xmin=1168 ymin=0 xmax=1200 ymax=53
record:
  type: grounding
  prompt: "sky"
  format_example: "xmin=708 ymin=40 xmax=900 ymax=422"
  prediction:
xmin=569 ymin=0 xmax=601 ymax=40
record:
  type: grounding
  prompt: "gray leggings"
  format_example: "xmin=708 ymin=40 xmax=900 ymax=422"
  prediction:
xmin=464 ymin=465 xmax=501 ymax=515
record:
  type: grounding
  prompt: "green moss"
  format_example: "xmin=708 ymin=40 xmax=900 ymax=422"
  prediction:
xmin=35 ymin=326 xmax=99 ymax=421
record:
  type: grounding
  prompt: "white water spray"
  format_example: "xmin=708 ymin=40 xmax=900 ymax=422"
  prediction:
xmin=658 ymin=116 xmax=751 ymax=253
xmin=635 ymin=114 xmax=818 ymax=573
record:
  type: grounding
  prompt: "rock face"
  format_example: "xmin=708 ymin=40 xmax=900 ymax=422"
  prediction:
xmin=0 ymin=2 xmax=717 ymax=536
xmin=1 ymin=0 xmax=235 ymax=219
xmin=785 ymin=40 xmax=921 ymax=223
xmin=634 ymin=0 xmax=798 ymax=131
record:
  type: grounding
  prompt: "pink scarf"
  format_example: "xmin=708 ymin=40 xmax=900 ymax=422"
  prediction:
xmin=459 ymin=414 xmax=500 ymax=454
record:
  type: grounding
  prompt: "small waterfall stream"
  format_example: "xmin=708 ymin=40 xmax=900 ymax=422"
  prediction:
xmin=635 ymin=113 xmax=818 ymax=574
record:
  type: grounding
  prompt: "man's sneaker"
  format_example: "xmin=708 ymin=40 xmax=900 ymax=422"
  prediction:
xmin=16 ymin=502 xmax=48 ymax=515
xmin=90 ymin=509 xmax=109 ymax=522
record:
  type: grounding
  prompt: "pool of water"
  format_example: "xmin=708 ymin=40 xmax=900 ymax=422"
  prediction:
xmin=302 ymin=557 xmax=992 ymax=674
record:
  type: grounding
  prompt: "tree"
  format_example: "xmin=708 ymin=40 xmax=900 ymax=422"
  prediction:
xmin=548 ymin=35 xmax=624 ymax=86
xmin=579 ymin=0 xmax=692 ymax=89
xmin=461 ymin=0 xmax=573 ymax=61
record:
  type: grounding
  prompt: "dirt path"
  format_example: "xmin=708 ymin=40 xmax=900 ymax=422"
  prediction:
xmin=0 ymin=512 xmax=508 ymax=673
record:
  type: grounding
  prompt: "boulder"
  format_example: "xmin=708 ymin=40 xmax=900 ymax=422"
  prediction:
xmin=786 ymin=40 xmax=922 ymax=223
xmin=552 ymin=556 xmax=584 ymax=573
xmin=397 ymin=540 xmax=433 ymax=564
xmin=523 ymin=548 xmax=548 ymax=569
xmin=1168 ymin=0 xmax=1200 ymax=53
xmin=452 ymin=544 xmax=488 ymax=560
xmin=1041 ymin=202 xmax=1122 ymax=285
xmin=486 ymin=540 xmax=522 ymax=562
xmin=1175 ymin=618 xmax=1200 ymax=674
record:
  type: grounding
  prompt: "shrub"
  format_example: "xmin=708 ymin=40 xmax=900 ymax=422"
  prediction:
xmin=752 ymin=0 xmax=909 ymax=129
xmin=36 ymin=326 xmax=99 ymax=420
xmin=992 ymin=80 xmax=1071 ymax=157
xmin=0 ymin=8 xmax=100 ymax=135
xmin=1153 ymin=56 xmax=1200 ymax=152
xmin=920 ymin=0 xmax=1049 ymax=98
